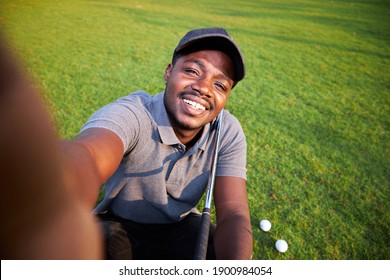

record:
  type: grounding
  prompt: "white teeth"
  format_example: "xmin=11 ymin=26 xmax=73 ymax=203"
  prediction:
xmin=183 ymin=98 xmax=206 ymax=110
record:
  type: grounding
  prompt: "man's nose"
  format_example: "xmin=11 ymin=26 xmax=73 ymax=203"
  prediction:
xmin=190 ymin=78 xmax=212 ymax=98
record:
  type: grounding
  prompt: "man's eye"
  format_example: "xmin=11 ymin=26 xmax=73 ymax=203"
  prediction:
xmin=215 ymin=82 xmax=226 ymax=91
xmin=185 ymin=68 xmax=198 ymax=75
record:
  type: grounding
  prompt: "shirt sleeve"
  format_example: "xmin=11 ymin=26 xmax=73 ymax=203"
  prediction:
xmin=216 ymin=111 xmax=247 ymax=180
xmin=80 ymin=97 xmax=143 ymax=154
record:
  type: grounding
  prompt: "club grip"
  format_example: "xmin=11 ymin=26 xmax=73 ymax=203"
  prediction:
xmin=194 ymin=208 xmax=211 ymax=260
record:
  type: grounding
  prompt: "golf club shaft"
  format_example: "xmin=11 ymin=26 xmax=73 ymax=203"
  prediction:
xmin=194 ymin=110 xmax=224 ymax=260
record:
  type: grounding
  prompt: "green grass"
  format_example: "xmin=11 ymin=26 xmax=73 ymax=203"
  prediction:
xmin=1 ymin=0 xmax=389 ymax=259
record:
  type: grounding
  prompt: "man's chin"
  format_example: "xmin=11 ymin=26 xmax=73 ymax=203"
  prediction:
xmin=175 ymin=119 xmax=204 ymax=131
xmin=168 ymin=112 xmax=205 ymax=131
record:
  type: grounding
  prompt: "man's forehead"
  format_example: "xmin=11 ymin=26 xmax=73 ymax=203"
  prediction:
xmin=179 ymin=51 xmax=235 ymax=84
xmin=180 ymin=50 xmax=234 ymax=68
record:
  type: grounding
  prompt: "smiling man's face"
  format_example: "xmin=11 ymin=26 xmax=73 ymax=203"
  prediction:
xmin=163 ymin=49 xmax=235 ymax=143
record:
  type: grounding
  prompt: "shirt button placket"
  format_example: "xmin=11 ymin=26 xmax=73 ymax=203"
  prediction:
xmin=167 ymin=144 xmax=185 ymax=185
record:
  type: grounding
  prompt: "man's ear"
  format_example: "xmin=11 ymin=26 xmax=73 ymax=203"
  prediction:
xmin=164 ymin=64 xmax=173 ymax=84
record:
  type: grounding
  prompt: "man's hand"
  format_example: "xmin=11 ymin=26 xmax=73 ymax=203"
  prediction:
xmin=0 ymin=39 xmax=104 ymax=259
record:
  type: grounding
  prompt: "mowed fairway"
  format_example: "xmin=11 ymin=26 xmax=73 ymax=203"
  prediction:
xmin=1 ymin=0 xmax=389 ymax=259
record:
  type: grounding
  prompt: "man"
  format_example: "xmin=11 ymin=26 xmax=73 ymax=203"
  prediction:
xmin=81 ymin=27 xmax=253 ymax=259
xmin=1 ymin=27 xmax=252 ymax=260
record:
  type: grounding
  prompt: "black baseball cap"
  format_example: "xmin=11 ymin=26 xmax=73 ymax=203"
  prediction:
xmin=172 ymin=27 xmax=246 ymax=85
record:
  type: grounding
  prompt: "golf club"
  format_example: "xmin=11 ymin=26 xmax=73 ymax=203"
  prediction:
xmin=194 ymin=109 xmax=224 ymax=260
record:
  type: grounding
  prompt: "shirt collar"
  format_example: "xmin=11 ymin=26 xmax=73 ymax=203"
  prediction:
xmin=151 ymin=92 xmax=211 ymax=151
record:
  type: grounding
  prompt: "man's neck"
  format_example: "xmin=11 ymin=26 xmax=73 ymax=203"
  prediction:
xmin=174 ymin=126 xmax=204 ymax=149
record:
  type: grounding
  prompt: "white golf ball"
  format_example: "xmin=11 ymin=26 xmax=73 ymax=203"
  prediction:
xmin=259 ymin=219 xmax=272 ymax=232
xmin=275 ymin=239 xmax=288 ymax=253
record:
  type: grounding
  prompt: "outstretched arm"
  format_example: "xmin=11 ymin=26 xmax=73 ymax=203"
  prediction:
xmin=60 ymin=127 xmax=124 ymax=209
xmin=0 ymin=39 xmax=122 ymax=259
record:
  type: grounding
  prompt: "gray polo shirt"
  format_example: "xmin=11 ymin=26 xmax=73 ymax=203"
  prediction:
xmin=82 ymin=91 xmax=247 ymax=224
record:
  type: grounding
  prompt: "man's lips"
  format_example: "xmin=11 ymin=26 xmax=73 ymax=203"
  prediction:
xmin=182 ymin=98 xmax=206 ymax=110
xmin=179 ymin=91 xmax=212 ymax=111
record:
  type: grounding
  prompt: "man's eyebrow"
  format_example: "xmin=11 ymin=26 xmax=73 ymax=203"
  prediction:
xmin=184 ymin=59 xmax=233 ymax=84
xmin=183 ymin=58 xmax=205 ymax=68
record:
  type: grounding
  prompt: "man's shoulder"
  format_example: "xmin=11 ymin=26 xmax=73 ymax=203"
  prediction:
xmin=116 ymin=90 xmax=159 ymax=106
xmin=113 ymin=91 xmax=163 ymax=117
xmin=220 ymin=110 xmax=247 ymax=146
xmin=223 ymin=110 xmax=245 ymax=133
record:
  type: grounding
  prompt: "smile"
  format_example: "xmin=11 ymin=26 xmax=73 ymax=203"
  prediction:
xmin=182 ymin=98 xmax=206 ymax=110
